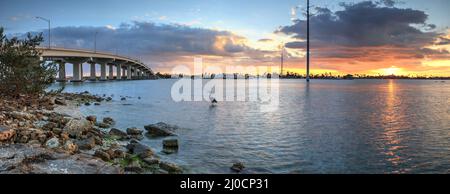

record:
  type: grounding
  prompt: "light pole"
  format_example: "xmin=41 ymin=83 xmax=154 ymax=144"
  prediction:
xmin=35 ymin=16 xmax=50 ymax=49
xmin=306 ymin=0 xmax=310 ymax=82
xmin=94 ymin=31 xmax=98 ymax=53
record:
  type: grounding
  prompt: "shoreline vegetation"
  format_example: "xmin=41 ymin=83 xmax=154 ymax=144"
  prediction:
xmin=0 ymin=92 xmax=184 ymax=174
xmin=153 ymin=72 xmax=450 ymax=80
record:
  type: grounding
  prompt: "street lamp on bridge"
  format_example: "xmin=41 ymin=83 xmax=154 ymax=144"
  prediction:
xmin=35 ymin=16 xmax=50 ymax=49
xmin=94 ymin=31 xmax=98 ymax=53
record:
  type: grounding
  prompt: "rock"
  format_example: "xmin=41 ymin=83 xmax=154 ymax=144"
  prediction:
xmin=86 ymin=115 xmax=97 ymax=123
xmin=162 ymin=139 xmax=178 ymax=154
xmin=124 ymin=160 xmax=143 ymax=173
xmin=60 ymin=132 xmax=70 ymax=142
xmin=144 ymin=122 xmax=177 ymax=137
xmin=96 ymin=122 xmax=110 ymax=129
xmin=52 ymin=128 xmax=62 ymax=135
xmin=120 ymin=97 xmax=126 ymax=101
xmin=63 ymin=118 xmax=92 ymax=138
xmin=94 ymin=102 xmax=101 ymax=106
xmin=162 ymin=139 xmax=178 ymax=148
xmin=54 ymin=98 xmax=67 ymax=105
xmin=43 ymin=122 xmax=58 ymax=131
xmin=0 ymin=144 xmax=122 ymax=174
xmin=231 ymin=162 xmax=245 ymax=172
xmin=8 ymin=111 xmax=35 ymax=120
xmin=94 ymin=150 xmax=111 ymax=161
xmin=0 ymin=127 xmax=16 ymax=142
xmin=45 ymin=137 xmax=60 ymax=149
xmin=84 ymin=102 xmax=91 ymax=106
xmin=37 ymin=134 xmax=47 ymax=144
xmin=112 ymin=149 xmax=126 ymax=158
xmin=103 ymin=117 xmax=115 ymax=126
xmin=27 ymin=140 xmax=41 ymax=146
xmin=64 ymin=140 xmax=78 ymax=154
xmin=159 ymin=161 xmax=182 ymax=173
xmin=75 ymin=137 xmax=96 ymax=150
xmin=126 ymin=127 xmax=143 ymax=135
xmin=109 ymin=128 xmax=128 ymax=140
xmin=126 ymin=142 xmax=154 ymax=159
xmin=106 ymin=97 xmax=112 ymax=101
xmin=143 ymin=157 xmax=160 ymax=165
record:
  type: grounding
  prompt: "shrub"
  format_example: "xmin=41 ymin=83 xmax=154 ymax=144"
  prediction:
xmin=0 ymin=27 xmax=58 ymax=97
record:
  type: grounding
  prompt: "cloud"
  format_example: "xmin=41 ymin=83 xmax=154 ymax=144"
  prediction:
xmin=22 ymin=21 xmax=278 ymax=72
xmin=278 ymin=0 xmax=449 ymax=61
xmin=41 ymin=21 xmax=254 ymax=57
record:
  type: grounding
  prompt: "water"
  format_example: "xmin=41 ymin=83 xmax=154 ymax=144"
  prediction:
xmin=50 ymin=79 xmax=450 ymax=174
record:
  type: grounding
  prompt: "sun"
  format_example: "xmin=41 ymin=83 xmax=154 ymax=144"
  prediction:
xmin=381 ymin=66 xmax=402 ymax=75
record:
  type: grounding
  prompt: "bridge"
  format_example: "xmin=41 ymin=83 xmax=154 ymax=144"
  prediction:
xmin=38 ymin=47 xmax=154 ymax=82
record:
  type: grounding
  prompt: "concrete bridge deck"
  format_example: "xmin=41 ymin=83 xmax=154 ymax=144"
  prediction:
xmin=38 ymin=47 xmax=154 ymax=82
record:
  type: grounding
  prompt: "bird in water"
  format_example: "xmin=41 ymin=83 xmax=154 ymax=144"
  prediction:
xmin=209 ymin=92 xmax=218 ymax=106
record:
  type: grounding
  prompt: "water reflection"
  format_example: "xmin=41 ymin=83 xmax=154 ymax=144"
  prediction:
xmin=379 ymin=80 xmax=408 ymax=172
xmin=49 ymin=79 xmax=450 ymax=173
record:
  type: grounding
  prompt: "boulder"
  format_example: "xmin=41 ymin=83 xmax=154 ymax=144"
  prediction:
xmin=54 ymin=98 xmax=67 ymax=105
xmin=64 ymin=140 xmax=78 ymax=154
xmin=86 ymin=115 xmax=97 ymax=123
xmin=75 ymin=137 xmax=96 ymax=150
xmin=45 ymin=137 xmax=60 ymax=149
xmin=0 ymin=144 xmax=123 ymax=174
xmin=42 ymin=122 xmax=58 ymax=131
xmin=103 ymin=117 xmax=115 ymax=126
xmin=126 ymin=127 xmax=143 ymax=135
xmin=143 ymin=157 xmax=160 ymax=165
xmin=230 ymin=162 xmax=245 ymax=172
xmin=0 ymin=127 xmax=15 ymax=142
xmin=144 ymin=122 xmax=177 ymax=137
xmin=94 ymin=102 xmax=101 ymax=106
xmin=8 ymin=111 xmax=35 ymax=120
xmin=159 ymin=161 xmax=182 ymax=173
xmin=126 ymin=142 xmax=154 ymax=159
xmin=109 ymin=128 xmax=128 ymax=140
xmin=94 ymin=150 xmax=111 ymax=161
xmin=52 ymin=128 xmax=63 ymax=135
xmin=162 ymin=139 xmax=178 ymax=148
xmin=96 ymin=122 xmax=111 ymax=129
xmin=63 ymin=118 xmax=92 ymax=138
xmin=112 ymin=149 xmax=126 ymax=159
xmin=124 ymin=160 xmax=143 ymax=173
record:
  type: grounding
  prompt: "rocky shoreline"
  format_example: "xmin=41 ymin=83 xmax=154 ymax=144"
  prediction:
xmin=0 ymin=92 xmax=182 ymax=174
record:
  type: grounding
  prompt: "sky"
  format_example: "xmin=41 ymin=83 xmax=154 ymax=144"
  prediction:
xmin=1 ymin=0 xmax=449 ymax=76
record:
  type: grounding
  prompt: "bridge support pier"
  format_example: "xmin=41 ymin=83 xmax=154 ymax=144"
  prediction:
xmin=137 ymin=69 xmax=142 ymax=79
xmin=108 ymin=64 xmax=114 ymax=80
xmin=122 ymin=67 xmax=126 ymax=79
xmin=100 ymin=63 xmax=107 ymax=81
xmin=116 ymin=64 xmax=122 ymax=80
xmin=57 ymin=61 xmax=66 ymax=82
xmin=127 ymin=65 xmax=132 ymax=80
xmin=89 ymin=62 xmax=96 ymax=81
xmin=72 ymin=63 xmax=83 ymax=82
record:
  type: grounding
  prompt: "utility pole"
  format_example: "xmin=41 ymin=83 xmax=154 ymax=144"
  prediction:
xmin=306 ymin=0 xmax=310 ymax=82
xmin=35 ymin=16 xmax=50 ymax=49
xmin=280 ymin=44 xmax=284 ymax=77
xmin=94 ymin=31 xmax=98 ymax=53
